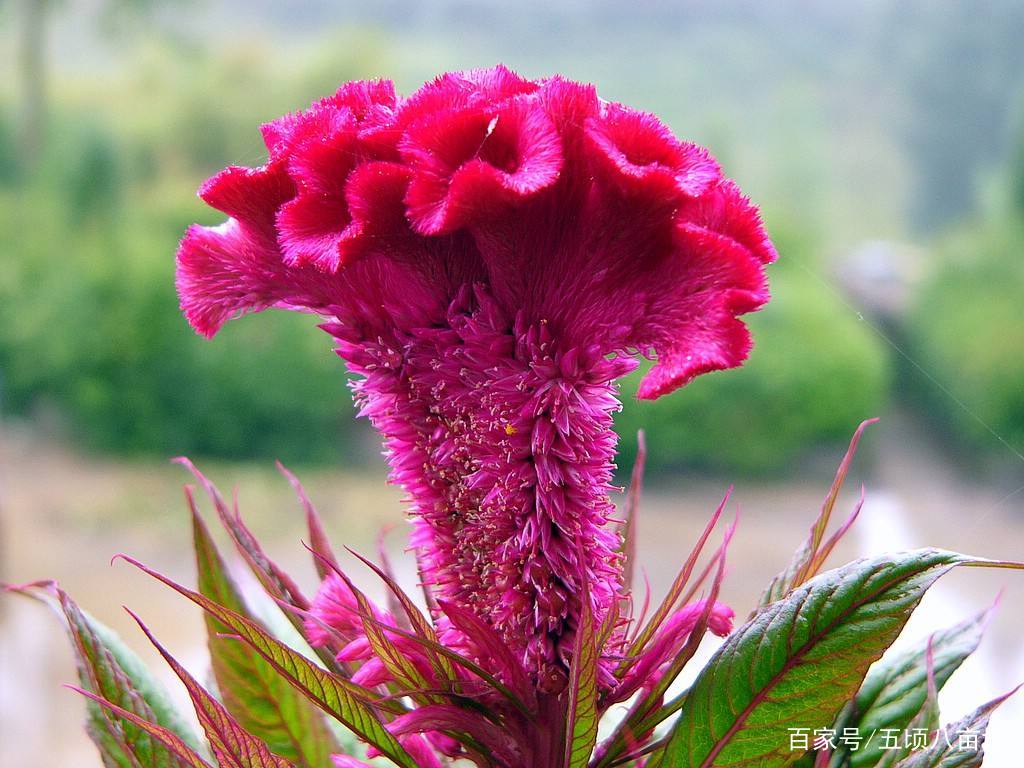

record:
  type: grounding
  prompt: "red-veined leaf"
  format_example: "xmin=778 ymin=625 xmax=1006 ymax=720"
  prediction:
xmin=129 ymin=609 xmax=293 ymax=768
xmin=176 ymin=459 xmax=310 ymax=611
xmin=351 ymin=605 xmax=537 ymax=721
xmin=650 ymin=549 xmax=978 ymax=768
xmin=757 ymin=419 xmax=877 ymax=609
xmin=894 ymin=685 xmax=1020 ymax=768
xmin=176 ymin=459 xmax=341 ymax=673
xmin=317 ymin=555 xmax=435 ymax=702
xmin=386 ymin=704 xmax=523 ymax=766
xmin=115 ymin=555 xmax=417 ymax=768
xmin=874 ymin=637 xmax=941 ymax=768
xmin=829 ymin=601 xmax=995 ymax=768
xmin=191 ymin=496 xmax=336 ymax=767
xmin=594 ymin=525 xmax=732 ymax=768
xmin=563 ymin=581 xmax=599 ymax=768
xmin=347 ymin=547 xmax=455 ymax=684
xmin=374 ymin=530 xmax=412 ymax=632
xmin=42 ymin=582 xmax=203 ymax=768
xmin=70 ymin=686 xmax=214 ymax=768
xmin=275 ymin=461 xmax=340 ymax=582
xmin=620 ymin=489 xmax=729 ymax=667
xmin=437 ymin=599 xmax=535 ymax=707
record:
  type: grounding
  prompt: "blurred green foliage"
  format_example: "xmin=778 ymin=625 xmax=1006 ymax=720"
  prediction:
xmin=1014 ymin=127 xmax=1024 ymax=216
xmin=616 ymin=226 xmax=890 ymax=476
xmin=891 ymin=0 xmax=1024 ymax=231
xmin=0 ymin=39 xmax=390 ymax=464
xmin=0 ymin=77 xmax=892 ymax=473
xmin=0 ymin=173 xmax=356 ymax=464
xmin=2 ymin=3 xmax=1021 ymax=475
xmin=0 ymin=57 xmax=893 ymax=473
xmin=905 ymin=215 xmax=1024 ymax=462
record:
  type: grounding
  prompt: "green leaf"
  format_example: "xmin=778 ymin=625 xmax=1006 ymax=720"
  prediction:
xmin=275 ymin=461 xmax=341 ymax=583
xmin=873 ymin=638 xmax=941 ymax=768
xmin=191 ymin=494 xmax=337 ymax=768
xmin=72 ymin=686 xmax=215 ymax=768
xmin=564 ymin=583 xmax=599 ymax=768
xmin=651 ymin=549 xmax=968 ymax=768
xmin=176 ymin=460 xmax=343 ymax=673
xmin=893 ymin=686 xmax=1019 ymax=768
xmin=55 ymin=587 xmax=205 ymax=768
xmin=118 ymin=555 xmax=418 ymax=768
xmin=130 ymin=610 xmax=293 ymax=768
xmin=830 ymin=605 xmax=992 ymax=768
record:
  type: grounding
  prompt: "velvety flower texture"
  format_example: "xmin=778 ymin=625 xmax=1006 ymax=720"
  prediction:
xmin=176 ymin=66 xmax=775 ymax=693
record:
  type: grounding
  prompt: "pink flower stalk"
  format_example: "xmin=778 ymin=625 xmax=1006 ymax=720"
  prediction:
xmin=177 ymin=66 xmax=775 ymax=694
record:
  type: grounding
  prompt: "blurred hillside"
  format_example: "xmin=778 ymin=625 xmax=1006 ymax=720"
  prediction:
xmin=1 ymin=0 xmax=1023 ymax=476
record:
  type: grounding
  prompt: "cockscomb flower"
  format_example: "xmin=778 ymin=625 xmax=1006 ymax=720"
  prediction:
xmin=13 ymin=69 xmax=1015 ymax=768
xmin=176 ymin=65 xmax=775 ymax=694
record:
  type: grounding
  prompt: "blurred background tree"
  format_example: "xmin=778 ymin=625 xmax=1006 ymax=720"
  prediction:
xmin=884 ymin=0 xmax=1024 ymax=232
xmin=13 ymin=0 xmax=185 ymax=172
xmin=14 ymin=0 xmax=48 ymax=170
